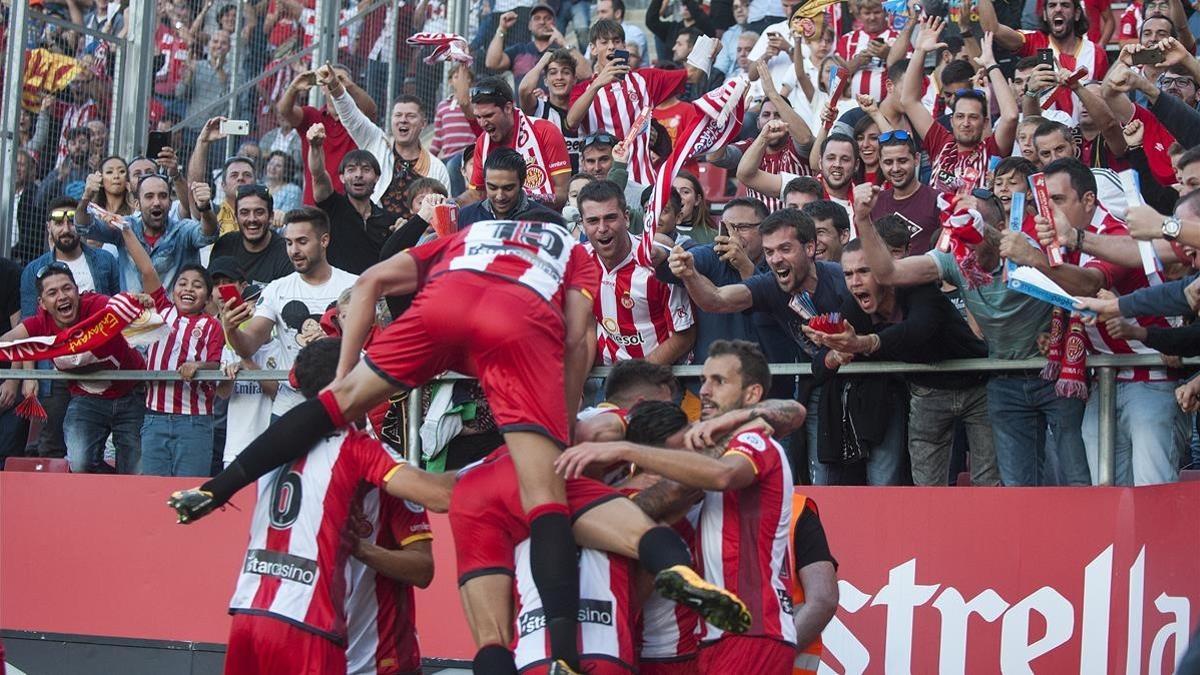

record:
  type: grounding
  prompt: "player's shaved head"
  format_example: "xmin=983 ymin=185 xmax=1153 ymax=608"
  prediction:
xmin=626 ymin=400 xmax=689 ymax=445
xmin=292 ymin=338 xmax=340 ymax=399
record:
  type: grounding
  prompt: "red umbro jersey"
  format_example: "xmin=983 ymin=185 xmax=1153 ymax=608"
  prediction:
xmin=229 ymin=430 xmax=402 ymax=645
xmin=407 ymin=220 xmax=600 ymax=309
xmin=696 ymin=429 xmax=797 ymax=646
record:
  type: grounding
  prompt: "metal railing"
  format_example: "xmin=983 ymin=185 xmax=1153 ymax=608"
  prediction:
xmin=4 ymin=354 xmax=1196 ymax=486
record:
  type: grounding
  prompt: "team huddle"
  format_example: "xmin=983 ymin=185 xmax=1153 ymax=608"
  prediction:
xmin=168 ymin=218 xmax=837 ymax=675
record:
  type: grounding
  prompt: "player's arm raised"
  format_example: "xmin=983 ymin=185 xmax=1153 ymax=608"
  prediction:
xmin=667 ymin=246 xmax=754 ymax=313
xmin=557 ymin=441 xmax=757 ymax=491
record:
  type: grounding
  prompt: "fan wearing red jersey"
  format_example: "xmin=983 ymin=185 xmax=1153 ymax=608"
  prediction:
xmin=557 ymin=341 xmax=811 ymax=675
xmin=465 ymin=77 xmax=573 ymax=209
xmin=834 ymin=0 xmax=906 ymax=102
xmin=979 ymin=0 xmax=1109 ymax=122
xmin=900 ymin=17 xmax=1018 ymax=197
xmin=224 ymin=339 xmax=452 ymax=675
xmin=566 ymin=20 xmax=688 ymax=187
xmin=579 ymin=181 xmax=696 ymax=366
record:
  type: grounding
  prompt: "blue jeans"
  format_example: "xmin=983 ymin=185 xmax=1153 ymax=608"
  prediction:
xmin=1082 ymin=380 xmax=1186 ymax=486
xmin=140 ymin=412 xmax=215 ymax=477
xmin=987 ymin=375 xmax=1089 ymax=486
xmin=0 ymin=405 xmax=29 ymax=465
xmin=64 ymin=392 xmax=145 ymax=474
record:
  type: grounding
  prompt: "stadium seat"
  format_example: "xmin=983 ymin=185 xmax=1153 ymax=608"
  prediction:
xmin=4 ymin=457 xmax=70 ymax=473
xmin=1179 ymin=470 xmax=1200 ymax=482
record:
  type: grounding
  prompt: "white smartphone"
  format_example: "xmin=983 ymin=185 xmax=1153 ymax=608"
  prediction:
xmin=219 ymin=119 xmax=250 ymax=136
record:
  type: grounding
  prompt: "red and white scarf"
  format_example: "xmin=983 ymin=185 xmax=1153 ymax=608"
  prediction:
xmin=1041 ymin=307 xmax=1089 ymax=400
xmin=637 ymin=77 xmax=748 ymax=265
xmin=482 ymin=108 xmax=556 ymax=203
xmin=0 ymin=293 xmax=146 ymax=363
xmin=406 ymin=32 xmax=472 ymax=65
xmin=936 ymin=193 xmax=992 ymax=289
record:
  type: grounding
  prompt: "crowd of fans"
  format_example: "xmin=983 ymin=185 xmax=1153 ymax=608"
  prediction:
xmin=3 ymin=0 xmax=1200 ymax=489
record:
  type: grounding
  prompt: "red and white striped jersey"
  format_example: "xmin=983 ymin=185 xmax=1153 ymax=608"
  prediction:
xmin=1069 ymin=207 xmax=1174 ymax=382
xmin=512 ymin=539 xmax=638 ymax=673
xmin=1016 ymin=32 xmax=1109 ymax=122
xmin=696 ymin=430 xmax=796 ymax=645
xmin=734 ymin=139 xmax=813 ymax=212
xmin=229 ymin=430 xmax=402 ymax=645
xmin=144 ymin=288 xmax=224 ymax=415
xmin=639 ymin=505 xmax=701 ymax=662
xmin=568 ymin=68 xmax=689 ymax=186
xmin=922 ymin=121 xmax=1001 ymax=197
xmin=588 ymin=234 xmax=694 ymax=365
xmin=410 ymin=220 xmax=601 ymax=308
xmin=344 ymin=489 xmax=433 ymax=675
xmin=56 ymin=101 xmax=99 ymax=167
xmin=835 ymin=28 xmax=907 ymax=102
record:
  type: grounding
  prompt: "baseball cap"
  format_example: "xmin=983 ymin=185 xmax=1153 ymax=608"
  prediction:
xmin=207 ymin=257 xmax=246 ymax=283
xmin=531 ymin=2 xmax=556 ymax=17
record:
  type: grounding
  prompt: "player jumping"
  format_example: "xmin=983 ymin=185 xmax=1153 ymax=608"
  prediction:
xmin=168 ymin=219 xmax=749 ymax=673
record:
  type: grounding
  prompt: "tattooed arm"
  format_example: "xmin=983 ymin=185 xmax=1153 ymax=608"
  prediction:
xmin=630 ymin=477 xmax=703 ymax=524
xmin=681 ymin=398 xmax=808 ymax=451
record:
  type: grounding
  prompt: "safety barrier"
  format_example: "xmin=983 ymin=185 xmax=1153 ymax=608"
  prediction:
xmin=4 ymin=353 xmax=1197 ymax=486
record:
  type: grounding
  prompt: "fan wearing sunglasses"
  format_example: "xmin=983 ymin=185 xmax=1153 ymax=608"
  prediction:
xmin=900 ymin=17 xmax=1018 ymax=197
xmin=18 ymin=196 xmax=120 ymax=319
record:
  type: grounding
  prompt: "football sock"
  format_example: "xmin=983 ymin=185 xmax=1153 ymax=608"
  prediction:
xmin=528 ymin=504 xmax=580 ymax=669
xmin=472 ymin=644 xmax=518 ymax=675
xmin=637 ymin=525 xmax=693 ymax=575
xmin=201 ymin=394 xmax=341 ymax=504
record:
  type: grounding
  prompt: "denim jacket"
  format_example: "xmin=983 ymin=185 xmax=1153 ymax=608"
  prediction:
xmin=78 ymin=212 xmax=217 ymax=292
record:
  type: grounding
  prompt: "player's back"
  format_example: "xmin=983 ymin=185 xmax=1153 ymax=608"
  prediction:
xmin=409 ymin=220 xmax=596 ymax=307
xmin=229 ymin=429 xmax=400 ymax=645
xmin=513 ymin=539 xmax=638 ymax=674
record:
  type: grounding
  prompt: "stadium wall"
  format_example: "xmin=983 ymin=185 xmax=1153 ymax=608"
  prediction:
xmin=1 ymin=474 xmax=1197 ymax=673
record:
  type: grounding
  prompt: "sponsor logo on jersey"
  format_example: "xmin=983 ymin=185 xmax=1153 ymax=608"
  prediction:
xmin=776 ymin=587 xmax=795 ymax=615
xmin=600 ymin=318 xmax=644 ymax=346
xmin=518 ymin=599 xmax=615 ymax=637
xmin=244 ymin=548 xmax=318 ymax=585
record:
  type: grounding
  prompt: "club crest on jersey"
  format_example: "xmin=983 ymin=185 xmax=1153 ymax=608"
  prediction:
xmin=736 ymin=431 xmax=767 ymax=452
xmin=620 ymin=292 xmax=634 ymax=309
xmin=191 ymin=326 xmax=205 ymax=340
xmin=524 ymin=163 xmax=547 ymax=188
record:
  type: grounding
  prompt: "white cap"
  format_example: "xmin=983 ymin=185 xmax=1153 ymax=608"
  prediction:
xmin=686 ymin=35 xmax=719 ymax=76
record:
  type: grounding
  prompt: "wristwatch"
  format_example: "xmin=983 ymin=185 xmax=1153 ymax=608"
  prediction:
xmin=1162 ymin=216 xmax=1183 ymax=241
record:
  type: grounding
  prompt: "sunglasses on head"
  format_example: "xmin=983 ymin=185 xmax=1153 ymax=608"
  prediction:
xmin=469 ymin=84 xmax=504 ymax=100
xmin=36 ymin=261 xmax=71 ymax=280
xmin=583 ymin=132 xmax=620 ymax=148
xmin=236 ymin=183 xmax=271 ymax=199
xmin=878 ymin=130 xmax=911 ymax=143
xmin=49 ymin=208 xmax=76 ymax=222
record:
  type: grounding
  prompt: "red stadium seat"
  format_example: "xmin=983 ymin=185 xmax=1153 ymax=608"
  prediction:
xmin=4 ymin=457 xmax=70 ymax=473
xmin=1179 ymin=470 xmax=1200 ymax=482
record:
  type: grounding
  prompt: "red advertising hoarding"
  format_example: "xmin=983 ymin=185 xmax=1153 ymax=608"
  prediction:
xmin=1 ymin=474 xmax=1195 ymax=671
